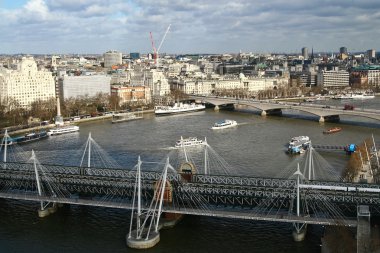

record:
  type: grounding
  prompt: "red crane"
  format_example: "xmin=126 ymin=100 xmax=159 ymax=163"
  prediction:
xmin=149 ymin=32 xmax=157 ymax=64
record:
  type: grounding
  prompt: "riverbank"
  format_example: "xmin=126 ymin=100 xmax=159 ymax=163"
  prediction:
xmin=0 ymin=109 xmax=155 ymax=139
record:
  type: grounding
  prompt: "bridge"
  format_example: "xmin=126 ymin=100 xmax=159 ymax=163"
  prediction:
xmin=191 ymin=96 xmax=380 ymax=123
xmin=0 ymin=131 xmax=379 ymax=250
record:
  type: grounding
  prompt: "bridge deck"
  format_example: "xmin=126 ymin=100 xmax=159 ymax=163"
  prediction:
xmin=0 ymin=192 xmax=357 ymax=227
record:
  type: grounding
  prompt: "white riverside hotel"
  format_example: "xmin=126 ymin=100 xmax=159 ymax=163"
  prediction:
xmin=58 ymin=75 xmax=111 ymax=100
xmin=0 ymin=57 xmax=55 ymax=108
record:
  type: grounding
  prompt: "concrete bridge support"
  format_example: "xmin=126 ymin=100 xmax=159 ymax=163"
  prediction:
xmin=214 ymin=105 xmax=219 ymax=111
xmin=357 ymin=205 xmax=371 ymax=253
xmin=261 ymin=109 xmax=282 ymax=117
xmin=319 ymin=115 xmax=340 ymax=123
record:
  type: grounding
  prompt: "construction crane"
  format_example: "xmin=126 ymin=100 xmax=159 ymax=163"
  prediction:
xmin=156 ymin=24 xmax=171 ymax=68
xmin=149 ymin=32 xmax=157 ymax=65
xmin=149 ymin=24 xmax=171 ymax=68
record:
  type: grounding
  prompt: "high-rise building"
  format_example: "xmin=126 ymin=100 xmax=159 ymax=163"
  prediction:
xmin=130 ymin=52 xmax=140 ymax=60
xmin=367 ymin=49 xmax=376 ymax=59
xmin=339 ymin=47 xmax=348 ymax=55
xmin=0 ymin=57 xmax=55 ymax=108
xmin=302 ymin=47 xmax=308 ymax=60
xmin=104 ymin=50 xmax=122 ymax=68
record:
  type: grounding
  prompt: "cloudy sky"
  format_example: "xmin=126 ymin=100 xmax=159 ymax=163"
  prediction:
xmin=0 ymin=0 xmax=379 ymax=54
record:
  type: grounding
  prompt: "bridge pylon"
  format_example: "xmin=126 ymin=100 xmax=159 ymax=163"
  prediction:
xmin=127 ymin=156 xmax=175 ymax=249
xmin=292 ymin=163 xmax=308 ymax=241
xmin=30 ymin=150 xmax=59 ymax=217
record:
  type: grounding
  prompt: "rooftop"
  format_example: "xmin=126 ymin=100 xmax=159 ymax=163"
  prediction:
xmin=352 ymin=65 xmax=380 ymax=71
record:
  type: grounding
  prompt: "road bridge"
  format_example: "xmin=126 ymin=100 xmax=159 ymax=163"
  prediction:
xmin=191 ymin=96 xmax=380 ymax=123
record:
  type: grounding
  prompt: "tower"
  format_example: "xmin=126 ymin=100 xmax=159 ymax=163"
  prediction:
xmin=302 ymin=47 xmax=308 ymax=60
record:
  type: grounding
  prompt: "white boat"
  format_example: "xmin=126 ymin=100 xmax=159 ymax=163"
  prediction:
xmin=350 ymin=92 xmax=375 ymax=99
xmin=332 ymin=94 xmax=353 ymax=100
xmin=288 ymin=136 xmax=311 ymax=154
xmin=175 ymin=136 xmax=205 ymax=148
xmin=211 ymin=119 xmax=238 ymax=130
xmin=47 ymin=125 xmax=79 ymax=136
xmin=112 ymin=112 xmax=143 ymax=124
xmin=155 ymin=102 xmax=205 ymax=115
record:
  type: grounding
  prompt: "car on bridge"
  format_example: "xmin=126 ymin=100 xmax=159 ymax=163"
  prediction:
xmin=343 ymin=104 xmax=354 ymax=110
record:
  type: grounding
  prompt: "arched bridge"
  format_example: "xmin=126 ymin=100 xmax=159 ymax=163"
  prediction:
xmin=192 ymin=96 xmax=380 ymax=123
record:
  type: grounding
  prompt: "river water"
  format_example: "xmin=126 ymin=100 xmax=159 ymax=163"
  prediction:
xmin=1 ymin=98 xmax=380 ymax=253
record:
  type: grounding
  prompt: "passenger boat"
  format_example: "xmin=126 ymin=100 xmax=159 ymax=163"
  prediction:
xmin=350 ymin=92 xmax=375 ymax=99
xmin=332 ymin=94 xmax=352 ymax=100
xmin=323 ymin=127 xmax=342 ymax=134
xmin=9 ymin=131 xmax=48 ymax=144
xmin=112 ymin=112 xmax=143 ymax=123
xmin=288 ymin=136 xmax=311 ymax=154
xmin=211 ymin=119 xmax=238 ymax=130
xmin=47 ymin=125 xmax=79 ymax=136
xmin=175 ymin=136 xmax=205 ymax=148
xmin=155 ymin=103 xmax=205 ymax=115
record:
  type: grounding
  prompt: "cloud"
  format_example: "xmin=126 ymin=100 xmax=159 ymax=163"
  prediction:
xmin=0 ymin=0 xmax=379 ymax=53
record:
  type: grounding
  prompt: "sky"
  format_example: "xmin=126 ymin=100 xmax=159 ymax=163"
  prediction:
xmin=0 ymin=0 xmax=379 ymax=54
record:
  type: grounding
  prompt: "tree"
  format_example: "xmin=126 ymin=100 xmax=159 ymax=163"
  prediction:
xmin=109 ymin=94 xmax=121 ymax=111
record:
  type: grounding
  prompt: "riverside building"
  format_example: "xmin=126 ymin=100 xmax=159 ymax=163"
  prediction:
xmin=58 ymin=74 xmax=111 ymax=100
xmin=0 ymin=57 xmax=55 ymax=108
xmin=111 ymin=85 xmax=151 ymax=105
xmin=317 ymin=70 xmax=349 ymax=89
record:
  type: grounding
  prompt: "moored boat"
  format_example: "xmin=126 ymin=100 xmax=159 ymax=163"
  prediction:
xmin=155 ymin=103 xmax=205 ymax=115
xmin=10 ymin=131 xmax=48 ymax=144
xmin=47 ymin=125 xmax=79 ymax=136
xmin=351 ymin=92 xmax=375 ymax=99
xmin=175 ymin=136 xmax=205 ymax=148
xmin=323 ymin=127 xmax=342 ymax=134
xmin=112 ymin=112 xmax=143 ymax=123
xmin=211 ymin=119 xmax=238 ymax=130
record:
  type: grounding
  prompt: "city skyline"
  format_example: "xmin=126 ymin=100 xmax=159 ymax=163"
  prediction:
xmin=0 ymin=0 xmax=379 ymax=54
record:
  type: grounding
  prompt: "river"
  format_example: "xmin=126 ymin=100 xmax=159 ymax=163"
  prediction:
xmin=1 ymin=97 xmax=380 ymax=253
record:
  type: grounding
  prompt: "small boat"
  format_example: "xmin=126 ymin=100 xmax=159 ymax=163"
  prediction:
xmin=175 ymin=136 xmax=205 ymax=148
xmin=155 ymin=102 xmax=205 ymax=115
xmin=323 ymin=127 xmax=342 ymax=134
xmin=47 ymin=125 xmax=79 ymax=136
xmin=112 ymin=112 xmax=143 ymax=123
xmin=211 ymin=119 xmax=238 ymax=130
xmin=288 ymin=136 xmax=311 ymax=154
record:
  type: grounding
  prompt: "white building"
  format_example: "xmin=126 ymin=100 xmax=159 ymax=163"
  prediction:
xmin=0 ymin=57 xmax=55 ymax=108
xmin=59 ymin=75 xmax=111 ymax=99
xmin=144 ymin=70 xmax=170 ymax=97
xmin=317 ymin=70 xmax=349 ymax=88
xmin=171 ymin=74 xmax=288 ymax=95
xmin=104 ymin=50 xmax=122 ymax=68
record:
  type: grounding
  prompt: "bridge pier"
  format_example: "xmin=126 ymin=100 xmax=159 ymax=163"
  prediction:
xmin=38 ymin=203 xmax=59 ymax=218
xmin=319 ymin=115 xmax=340 ymax=123
xmin=261 ymin=110 xmax=267 ymax=116
xmin=214 ymin=105 xmax=220 ymax=111
xmin=357 ymin=205 xmax=371 ymax=253
xmin=292 ymin=223 xmax=307 ymax=242
xmin=127 ymin=230 xmax=160 ymax=249
xmin=38 ymin=208 xmax=50 ymax=218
